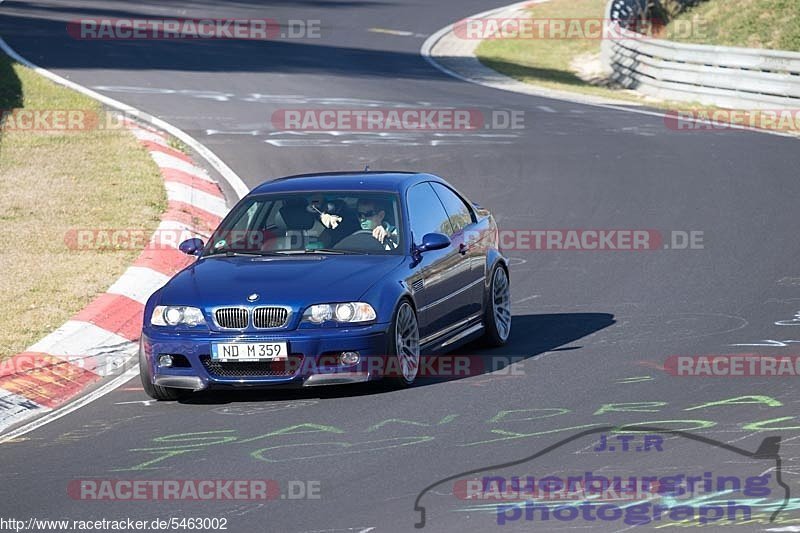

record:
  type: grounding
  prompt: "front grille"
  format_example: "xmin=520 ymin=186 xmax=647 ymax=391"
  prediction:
xmin=253 ymin=307 xmax=289 ymax=329
xmin=215 ymin=308 xmax=248 ymax=329
xmin=202 ymin=356 xmax=303 ymax=377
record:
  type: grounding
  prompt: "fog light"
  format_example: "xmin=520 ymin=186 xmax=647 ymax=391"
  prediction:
xmin=158 ymin=355 xmax=174 ymax=368
xmin=339 ymin=351 xmax=360 ymax=365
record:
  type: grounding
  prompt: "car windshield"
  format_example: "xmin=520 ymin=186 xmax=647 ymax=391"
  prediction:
xmin=203 ymin=191 xmax=404 ymax=256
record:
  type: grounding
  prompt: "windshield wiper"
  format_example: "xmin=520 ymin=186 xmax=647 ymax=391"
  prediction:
xmin=203 ymin=250 xmax=283 ymax=258
xmin=304 ymin=248 xmax=366 ymax=255
xmin=273 ymin=249 xmax=364 ymax=255
xmin=204 ymin=249 xmax=364 ymax=257
xmin=268 ymin=249 xmax=342 ymax=255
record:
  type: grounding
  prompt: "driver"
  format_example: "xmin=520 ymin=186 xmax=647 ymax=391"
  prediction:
xmin=357 ymin=198 xmax=398 ymax=250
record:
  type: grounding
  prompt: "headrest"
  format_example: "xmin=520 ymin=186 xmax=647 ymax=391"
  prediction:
xmin=279 ymin=199 xmax=316 ymax=231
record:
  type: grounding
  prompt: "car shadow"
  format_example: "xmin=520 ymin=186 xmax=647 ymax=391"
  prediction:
xmin=417 ymin=312 xmax=616 ymax=387
xmin=180 ymin=312 xmax=615 ymax=404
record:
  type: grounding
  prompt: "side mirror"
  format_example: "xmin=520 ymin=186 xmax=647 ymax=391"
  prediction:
xmin=416 ymin=233 xmax=451 ymax=253
xmin=179 ymin=238 xmax=205 ymax=256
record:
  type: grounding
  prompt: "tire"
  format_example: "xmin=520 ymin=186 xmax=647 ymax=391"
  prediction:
xmin=386 ymin=299 xmax=421 ymax=387
xmin=138 ymin=341 xmax=186 ymax=401
xmin=483 ymin=264 xmax=511 ymax=347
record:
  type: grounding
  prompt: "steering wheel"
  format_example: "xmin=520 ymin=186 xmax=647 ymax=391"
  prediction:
xmin=332 ymin=230 xmax=387 ymax=252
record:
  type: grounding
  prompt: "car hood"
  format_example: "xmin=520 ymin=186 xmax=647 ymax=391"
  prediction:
xmin=157 ymin=254 xmax=404 ymax=308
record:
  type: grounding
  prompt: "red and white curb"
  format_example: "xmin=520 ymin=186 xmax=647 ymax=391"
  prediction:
xmin=0 ymin=120 xmax=229 ymax=433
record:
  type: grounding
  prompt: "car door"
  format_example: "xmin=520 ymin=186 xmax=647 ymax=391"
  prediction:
xmin=429 ymin=182 xmax=484 ymax=320
xmin=406 ymin=182 xmax=472 ymax=344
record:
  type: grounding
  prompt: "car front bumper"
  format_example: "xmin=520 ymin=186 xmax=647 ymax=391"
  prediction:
xmin=141 ymin=323 xmax=392 ymax=390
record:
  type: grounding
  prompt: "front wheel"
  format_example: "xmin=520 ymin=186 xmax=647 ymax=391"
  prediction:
xmin=483 ymin=265 xmax=511 ymax=346
xmin=387 ymin=300 xmax=420 ymax=387
xmin=139 ymin=341 xmax=186 ymax=401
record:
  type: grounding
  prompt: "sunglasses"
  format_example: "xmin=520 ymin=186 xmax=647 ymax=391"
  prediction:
xmin=357 ymin=210 xmax=377 ymax=219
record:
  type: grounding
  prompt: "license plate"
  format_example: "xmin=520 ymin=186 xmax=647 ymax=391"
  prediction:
xmin=211 ymin=342 xmax=288 ymax=362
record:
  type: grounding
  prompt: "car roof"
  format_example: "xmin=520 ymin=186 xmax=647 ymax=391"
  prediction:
xmin=249 ymin=171 xmax=444 ymax=195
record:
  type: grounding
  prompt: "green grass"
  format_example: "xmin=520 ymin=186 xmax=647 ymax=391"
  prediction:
xmin=167 ymin=136 xmax=189 ymax=154
xmin=667 ymin=0 xmax=800 ymax=51
xmin=474 ymin=0 xmax=798 ymax=110
xmin=0 ymin=53 xmax=166 ymax=359
xmin=475 ymin=0 xmax=652 ymax=102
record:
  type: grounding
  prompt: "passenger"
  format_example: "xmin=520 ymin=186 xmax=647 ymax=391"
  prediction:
xmin=313 ymin=196 xmax=358 ymax=248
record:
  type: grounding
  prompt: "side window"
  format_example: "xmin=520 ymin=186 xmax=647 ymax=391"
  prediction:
xmin=407 ymin=183 xmax=453 ymax=242
xmin=430 ymin=182 xmax=474 ymax=235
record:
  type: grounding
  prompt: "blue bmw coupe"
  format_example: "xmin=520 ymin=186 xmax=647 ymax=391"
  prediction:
xmin=140 ymin=171 xmax=510 ymax=399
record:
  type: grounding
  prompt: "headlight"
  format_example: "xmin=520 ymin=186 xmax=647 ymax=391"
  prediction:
xmin=151 ymin=306 xmax=207 ymax=327
xmin=302 ymin=302 xmax=376 ymax=324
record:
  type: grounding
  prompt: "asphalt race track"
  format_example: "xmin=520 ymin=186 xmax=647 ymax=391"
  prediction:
xmin=2 ymin=1 xmax=800 ymax=531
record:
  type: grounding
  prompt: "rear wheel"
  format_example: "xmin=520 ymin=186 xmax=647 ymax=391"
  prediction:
xmin=483 ymin=265 xmax=511 ymax=346
xmin=139 ymin=341 xmax=186 ymax=401
xmin=387 ymin=300 xmax=420 ymax=386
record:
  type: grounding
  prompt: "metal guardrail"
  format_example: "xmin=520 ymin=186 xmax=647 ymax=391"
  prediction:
xmin=601 ymin=0 xmax=800 ymax=109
